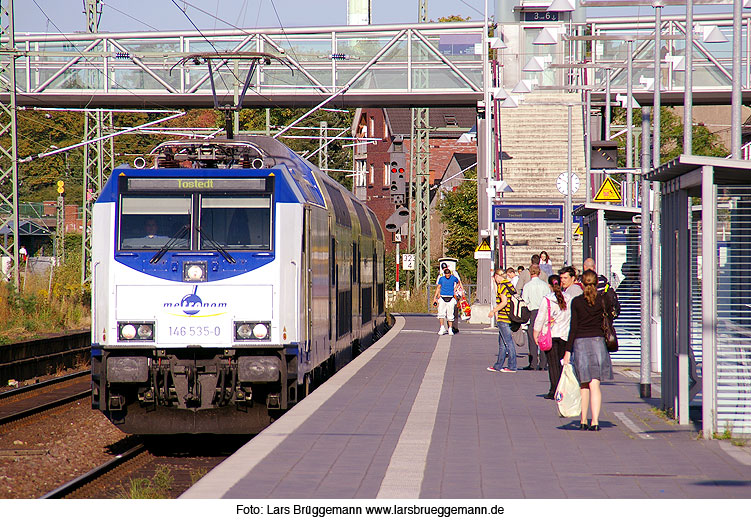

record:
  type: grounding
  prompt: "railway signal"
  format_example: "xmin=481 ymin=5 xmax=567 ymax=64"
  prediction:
xmin=389 ymin=161 xmax=406 ymax=205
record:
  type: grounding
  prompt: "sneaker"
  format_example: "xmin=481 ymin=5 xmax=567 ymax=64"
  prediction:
xmin=448 ymin=328 xmax=455 ymax=335
xmin=438 ymin=326 xmax=447 ymax=335
xmin=486 ymin=366 xmax=501 ymax=372
xmin=500 ymin=368 xmax=516 ymax=373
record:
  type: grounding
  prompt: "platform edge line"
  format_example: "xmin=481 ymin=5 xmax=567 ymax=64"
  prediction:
xmin=180 ymin=316 xmax=407 ymax=499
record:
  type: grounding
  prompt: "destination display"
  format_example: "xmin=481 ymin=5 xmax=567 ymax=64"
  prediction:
xmin=492 ymin=205 xmax=563 ymax=223
xmin=127 ymin=177 xmax=268 ymax=192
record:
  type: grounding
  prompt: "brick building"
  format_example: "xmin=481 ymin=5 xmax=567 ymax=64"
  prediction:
xmin=351 ymin=108 xmax=478 ymax=253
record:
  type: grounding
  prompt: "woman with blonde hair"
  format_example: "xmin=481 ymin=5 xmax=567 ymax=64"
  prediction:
xmin=563 ymin=269 xmax=615 ymax=431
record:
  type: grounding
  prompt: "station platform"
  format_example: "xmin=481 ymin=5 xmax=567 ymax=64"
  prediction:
xmin=182 ymin=314 xmax=751 ymax=499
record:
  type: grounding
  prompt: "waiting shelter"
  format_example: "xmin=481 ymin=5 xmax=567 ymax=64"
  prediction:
xmin=574 ymin=202 xmax=642 ymax=365
xmin=647 ymin=155 xmax=751 ymax=438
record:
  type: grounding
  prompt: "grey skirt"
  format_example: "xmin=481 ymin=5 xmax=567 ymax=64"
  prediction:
xmin=571 ymin=336 xmax=613 ymax=384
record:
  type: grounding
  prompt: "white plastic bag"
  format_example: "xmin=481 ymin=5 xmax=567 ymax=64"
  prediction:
xmin=555 ymin=364 xmax=581 ymax=418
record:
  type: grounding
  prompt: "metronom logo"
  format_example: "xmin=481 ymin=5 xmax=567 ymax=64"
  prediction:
xmin=163 ymin=286 xmax=227 ymax=316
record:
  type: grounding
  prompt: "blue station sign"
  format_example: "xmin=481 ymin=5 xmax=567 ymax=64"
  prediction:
xmin=492 ymin=205 xmax=563 ymax=223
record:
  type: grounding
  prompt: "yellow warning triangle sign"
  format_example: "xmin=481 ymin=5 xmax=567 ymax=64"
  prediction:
xmin=593 ymin=177 xmax=622 ymax=203
xmin=574 ymin=224 xmax=583 ymax=236
xmin=476 ymin=240 xmax=491 ymax=251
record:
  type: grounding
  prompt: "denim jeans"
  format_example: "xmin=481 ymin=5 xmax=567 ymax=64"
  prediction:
xmin=494 ymin=319 xmax=517 ymax=371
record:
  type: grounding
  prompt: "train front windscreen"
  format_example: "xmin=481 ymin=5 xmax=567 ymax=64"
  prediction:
xmin=118 ymin=175 xmax=274 ymax=253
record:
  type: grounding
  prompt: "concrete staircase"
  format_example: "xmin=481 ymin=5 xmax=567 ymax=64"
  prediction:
xmin=497 ymin=92 xmax=586 ymax=272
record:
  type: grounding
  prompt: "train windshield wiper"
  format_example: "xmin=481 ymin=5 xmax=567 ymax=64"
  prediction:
xmin=149 ymin=224 xmax=189 ymax=264
xmin=195 ymin=224 xmax=236 ymax=264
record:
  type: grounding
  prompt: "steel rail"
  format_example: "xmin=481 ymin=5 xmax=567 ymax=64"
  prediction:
xmin=0 ymin=369 xmax=90 ymax=401
xmin=40 ymin=443 xmax=147 ymax=499
xmin=0 ymin=388 xmax=92 ymax=426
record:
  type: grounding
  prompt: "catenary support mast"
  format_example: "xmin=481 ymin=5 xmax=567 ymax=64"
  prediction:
xmin=0 ymin=0 xmax=20 ymax=288
xmin=413 ymin=0 xmax=431 ymax=287
xmin=82 ymin=0 xmax=115 ymax=285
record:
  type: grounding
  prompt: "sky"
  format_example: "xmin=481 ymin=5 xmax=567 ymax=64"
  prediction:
xmin=16 ymin=1 xmax=737 ymax=35
xmin=17 ymin=0 xmax=484 ymax=34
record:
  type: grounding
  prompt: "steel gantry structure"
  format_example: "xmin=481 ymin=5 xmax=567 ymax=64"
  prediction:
xmin=0 ymin=15 xmax=488 ymax=285
xmin=2 ymin=21 xmax=487 ymax=108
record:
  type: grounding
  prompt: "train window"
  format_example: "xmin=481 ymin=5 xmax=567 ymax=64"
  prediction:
xmin=199 ymin=196 xmax=272 ymax=251
xmin=119 ymin=197 xmax=191 ymax=250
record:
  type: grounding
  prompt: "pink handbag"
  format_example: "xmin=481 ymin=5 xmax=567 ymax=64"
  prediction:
xmin=538 ymin=298 xmax=553 ymax=352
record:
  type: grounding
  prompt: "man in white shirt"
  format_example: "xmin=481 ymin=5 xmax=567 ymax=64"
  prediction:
xmin=521 ymin=264 xmax=550 ymax=370
xmin=516 ymin=253 xmax=548 ymax=292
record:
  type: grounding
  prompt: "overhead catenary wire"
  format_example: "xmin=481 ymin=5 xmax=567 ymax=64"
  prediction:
xmin=19 ymin=112 xmax=186 ymax=163
xmin=24 ymin=1 xmax=352 ymax=172
xmin=26 ymin=0 xmax=183 ymax=114
xmin=25 ymin=1 xmax=282 ymax=151
xmin=170 ymin=0 xmax=236 ymax=94
xmin=100 ymin=1 xmax=160 ymax=31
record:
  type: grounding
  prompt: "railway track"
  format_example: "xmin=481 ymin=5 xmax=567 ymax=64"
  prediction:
xmin=41 ymin=443 xmax=147 ymax=498
xmin=41 ymin=438 xmax=242 ymax=498
xmin=0 ymin=370 xmax=92 ymax=427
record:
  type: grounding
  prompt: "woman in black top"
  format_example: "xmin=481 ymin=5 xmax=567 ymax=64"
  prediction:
xmin=562 ymin=270 xmax=614 ymax=431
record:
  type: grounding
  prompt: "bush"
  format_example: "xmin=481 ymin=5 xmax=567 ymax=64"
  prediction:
xmin=0 ymin=239 xmax=90 ymax=342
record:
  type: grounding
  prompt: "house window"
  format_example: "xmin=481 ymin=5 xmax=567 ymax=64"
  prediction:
xmin=383 ymin=118 xmax=388 ymax=139
xmin=384 ymin=163 xmax=389 ymax=186
xmin=369 ymin=164 xmax=374 ymax=185
xmin=356 ymin=160 xmax=367 ymax=187
xmin=369 ymin=116 xmax=374 ymax=138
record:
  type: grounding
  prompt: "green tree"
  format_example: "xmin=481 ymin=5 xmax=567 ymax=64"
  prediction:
xmin=436 ymin=171 xmax=478 ymax=283
xmin=239 ymin=108 xmax=354 ymax=188
xmin=611 ymin=106 xmax=729 ymax=168
xmin=4 ymin=106 xmax=354 ymax=205
xmin=436 ymin=15 xmax=471 ymax=22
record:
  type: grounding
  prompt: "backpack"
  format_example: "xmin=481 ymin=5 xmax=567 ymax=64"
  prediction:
xmin=507 ymin=285 xmax=531 ymax=324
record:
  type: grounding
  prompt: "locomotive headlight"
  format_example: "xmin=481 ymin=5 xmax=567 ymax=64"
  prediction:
xmin=118 ymin=322 xmax=155 ymax=342
xmin=120 ymin=324 xmax=137 ymax=340
xmin=137 ymin=324 xmax=153 ymax=339
xmin=252 ymin=323 xmax=268 ymax=339
xmin=183 ymin=261 xmax=207 ymax=282
xmin=236 ymin=323 xmax=253 ymax=339
xmin=235 ymin=321 xmax=271 ymax=341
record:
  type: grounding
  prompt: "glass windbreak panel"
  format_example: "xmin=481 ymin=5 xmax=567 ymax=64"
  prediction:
xmin=438 ymin=33 xmax=481 ymax=58
xmin=350 ymin=69 xmax=408 ymax=90
xmin=120 ymin=197 xmax=191 ymax=250
xmin=264 ymin=38 xmax=332 ymax=61
xmin=200 ymin=196 xmax=272 ymax=250
xmin=337 ymin=36 xmax=398 ymax=62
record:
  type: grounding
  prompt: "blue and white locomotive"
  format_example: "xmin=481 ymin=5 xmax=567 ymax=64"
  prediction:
xmin=90 ymin=136 xmax=386 ymax=434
